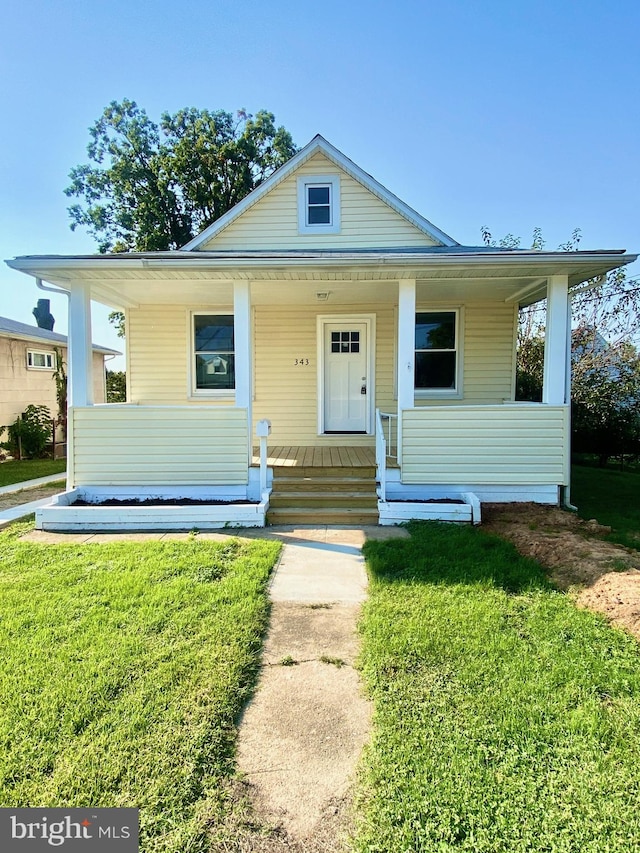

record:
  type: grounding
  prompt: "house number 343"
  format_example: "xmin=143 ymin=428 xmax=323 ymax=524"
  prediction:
xmin=294 ymin=358 xmax=310 ymax=366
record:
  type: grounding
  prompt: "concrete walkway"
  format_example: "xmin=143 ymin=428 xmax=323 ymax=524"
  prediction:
xmin=0 ymin=475 xmax=66 ymax=529
xmin=0 ymin=497 xmax=62 ymax=528
xmin=0 ymin=473 xmax=66 ymax=496
xmin=235 ymin=525 xmax=407 ymax=849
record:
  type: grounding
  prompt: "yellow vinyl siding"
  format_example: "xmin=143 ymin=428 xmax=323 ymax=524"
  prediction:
xmin=127 ymin=306 xmax=188 ymax=404
xmin=252 ymin=304 xmax=395 ymax=446
xmin=71 ymin=406 xmax=248 ymax=485
xmin=201 ymin=153 xmax=438 ymax=250
xmin=125 ymin=299 xmax=517 ymax=442
xmin=401 ymin=405 xmax=569 ymax=485
xmin=127 ymin=305 xmax=236 ymax=405
xmin=414 ymin=302 xmax=517 ymax=406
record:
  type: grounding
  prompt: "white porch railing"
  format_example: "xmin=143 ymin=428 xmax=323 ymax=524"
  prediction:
xmin=376 ymin=410 xmax=399 ymax=501
xmin=400 ymin=404 xmax=570 ymax=486
xmin=379 ymin=411 xmax=398 ymax=459
xmin=69 ymin=405 xmax=249 ymax=487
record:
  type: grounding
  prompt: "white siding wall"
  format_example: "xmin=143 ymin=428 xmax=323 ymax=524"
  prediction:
xmin=201 ymin=153 xmax=439 ymax=250
xmin=402 ymin=405 xmax=570 ymax=485
xmin=71 ymin=406 xmax=248 ymax=486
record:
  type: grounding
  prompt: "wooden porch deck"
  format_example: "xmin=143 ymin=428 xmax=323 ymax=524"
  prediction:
xmin=251 ymin=445 xmax=377 ymax=468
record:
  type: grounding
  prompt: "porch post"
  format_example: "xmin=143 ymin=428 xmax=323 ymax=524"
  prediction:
xmin=397 ymin=279 xmax=416 ymax=464
xmin=68 ymin=283 xmax=93 ymax=407
xmin=233 ymin=281 xmax=252 ymax=461
xmin=397 ymin=279 xmax=416 ymax=409
xmin=542 ymin=274 xmax=570 ymax=405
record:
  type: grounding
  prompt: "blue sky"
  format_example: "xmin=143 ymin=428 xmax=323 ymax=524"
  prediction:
xmin=1 ymin=0 xmax=638 ymax=368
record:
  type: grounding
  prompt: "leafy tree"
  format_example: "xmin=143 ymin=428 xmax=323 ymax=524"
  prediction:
xmin=52 ymin=347 xmax=67 ymax=425
xmin=108 ymin=311 xmax=126 ymax=338
xmin=571 ymin=330 xmax=640 ymax=466
xmin=515 ymin=334 xmax=544 ymax=402
xmin=106 ymin=370 xmax=127 ymax=403
xmin=516 ymin=328 xmax=640 ymax=465
xmin=66 ymin=100 xmax=297 ymax=252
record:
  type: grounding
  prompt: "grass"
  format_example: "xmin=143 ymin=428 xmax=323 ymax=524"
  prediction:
xmin=354 ymin=521 xmax=640 ymax=853
xmin=0 ymin=522 xmax=280 ymax=852
xmin=572 ymin=463 xmax=640 ymax=551
xmin=0 ymin=458 xmax=66 ymax=487
xmin=319 ymin=655 xmax=345 ymax=668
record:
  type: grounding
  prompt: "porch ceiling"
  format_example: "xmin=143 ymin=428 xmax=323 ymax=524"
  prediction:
xmin=70 ymin=276 xmax=551 ymax=308
xmin=7 ymin=249 xmax=636 ymax=310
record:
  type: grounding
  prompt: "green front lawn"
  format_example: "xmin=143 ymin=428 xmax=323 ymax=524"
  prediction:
xmin=0 ymin=458 xmax=66 ymax=487
xmin=355 ymin=521 xmax=640 ymax=852
xmin=572 ymin=464 xmax=640 ymax=551
xmin=0 ymin=522 xmax=280 ymax=852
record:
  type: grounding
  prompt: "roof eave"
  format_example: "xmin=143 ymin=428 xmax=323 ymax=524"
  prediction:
xmin=7 ymin=249 xmax=635 ymax=273
xmin=0 ymin=328 xmax=120 ymax=355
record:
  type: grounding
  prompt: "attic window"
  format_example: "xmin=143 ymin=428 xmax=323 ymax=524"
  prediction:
xmin=297 ymin=175 xmax=340 ymax=235
xmin=307 ymin=185 xmax=331 ymax=224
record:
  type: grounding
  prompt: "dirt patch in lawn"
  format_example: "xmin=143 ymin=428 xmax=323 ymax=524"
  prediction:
xmin=482 ymin=503 xmax=640 ymax=640
xmin=0 ymin=484 xmax=63 ymax=509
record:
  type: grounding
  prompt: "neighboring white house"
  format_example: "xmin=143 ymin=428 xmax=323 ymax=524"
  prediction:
xmin=6 ymin=135 xmax=637 ymax=530
xmin=0 ymin=315 xmax=120 ymax=432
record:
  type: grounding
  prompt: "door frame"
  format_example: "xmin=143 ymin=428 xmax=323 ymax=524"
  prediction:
xmin=316 ymin=314 xmax=376 ymax=436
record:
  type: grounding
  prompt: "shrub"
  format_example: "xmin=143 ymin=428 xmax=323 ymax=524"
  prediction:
xmin=1 ymin=405 xmax=52 ymax=459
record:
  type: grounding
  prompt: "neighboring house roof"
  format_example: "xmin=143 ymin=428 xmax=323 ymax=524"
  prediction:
xmin=181 ymin=134 xmax=460 ymax=251
xmin=0 ymin=316 xmax=120 ymax=355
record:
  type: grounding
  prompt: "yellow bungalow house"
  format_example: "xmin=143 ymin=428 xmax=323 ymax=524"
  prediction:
xmin=6 ymin=136 xmax=636 ymax=530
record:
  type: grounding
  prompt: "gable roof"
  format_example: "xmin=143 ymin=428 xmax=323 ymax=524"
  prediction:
xmin=181 ymin=134 xmax=459 ymax=251
xmin=0 ymin=316 xmax=120 ymax=355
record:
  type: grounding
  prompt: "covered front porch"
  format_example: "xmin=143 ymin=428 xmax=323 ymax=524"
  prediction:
xmin=8 ymin=247 xmax=634 ymax=530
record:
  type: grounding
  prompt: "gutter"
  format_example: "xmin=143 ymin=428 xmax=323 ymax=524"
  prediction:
xmin=8 ymin=251 xmax=637 ymax=272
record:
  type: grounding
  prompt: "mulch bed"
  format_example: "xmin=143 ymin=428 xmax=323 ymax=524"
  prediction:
xmin=72 ymin=498 xmax=256 ymax=506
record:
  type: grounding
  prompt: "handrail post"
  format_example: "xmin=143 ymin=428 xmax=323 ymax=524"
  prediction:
xmin=256 ymin=419 xmax=271 ymax=497
xmin=375 ymin=408 xmax=386 ymax=502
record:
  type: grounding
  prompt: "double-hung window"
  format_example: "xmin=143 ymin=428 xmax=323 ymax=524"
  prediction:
xmin=27 ymin=349 xmax=55 ymax=370
xmin=193 ymin=314 xmax=235 ymax=392
xmin=415 ymin=311 xmax=459 ymax=393
xmin=297 ymin=175 xmax=340 ymax=234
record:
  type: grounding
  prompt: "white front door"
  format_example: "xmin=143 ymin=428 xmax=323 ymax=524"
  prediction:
xmin=323 ymin=322 xmax=368 ymax=432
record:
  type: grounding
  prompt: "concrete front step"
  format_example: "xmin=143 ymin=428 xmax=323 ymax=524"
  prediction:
xmin=269 ymin=491 xmax=378 ymax=509
xmin=266 ymin=507 xmax=380 ymax=525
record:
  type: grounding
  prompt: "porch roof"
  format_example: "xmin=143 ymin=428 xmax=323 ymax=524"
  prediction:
xmin=6 ymin=247 xmax=636 ymax=309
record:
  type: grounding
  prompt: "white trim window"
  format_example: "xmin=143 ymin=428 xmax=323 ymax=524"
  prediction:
xmin=414 ymin=310 xmax=461 ymax=395
xmin=297 ymin=175 xmax=341 ymax=234
xmin=192 ymin=314 xmax=235 ymax=393
xmin=27 ymin=349 xmax=56 ymax=370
